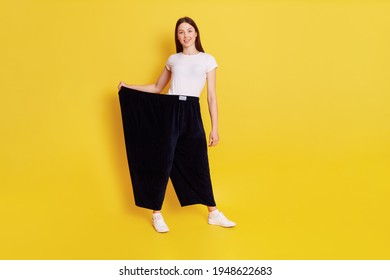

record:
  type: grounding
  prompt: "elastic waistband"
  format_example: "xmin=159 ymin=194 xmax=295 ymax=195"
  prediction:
xmin=119 ymin=87 xmax=199 ymax=102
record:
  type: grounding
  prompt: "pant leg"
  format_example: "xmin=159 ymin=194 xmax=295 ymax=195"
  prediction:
xmin=118 ymin=87 xmax=178 ymax=210
xmin=169 ymin=99 xmax=217 ymax=207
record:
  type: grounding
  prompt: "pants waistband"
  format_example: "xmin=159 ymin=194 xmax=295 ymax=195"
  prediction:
xmin=119 ymin=87 xmax=199 ymax=102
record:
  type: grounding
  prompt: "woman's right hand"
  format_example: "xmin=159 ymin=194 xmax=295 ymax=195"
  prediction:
xmin=118 ymin=81 xmax=125 ymax=90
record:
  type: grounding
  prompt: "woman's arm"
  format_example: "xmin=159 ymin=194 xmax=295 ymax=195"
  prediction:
xmin=206 ymin=68 xmax=219 ymax=147
xmin=118 ymin=67 xmax=171 ymax=93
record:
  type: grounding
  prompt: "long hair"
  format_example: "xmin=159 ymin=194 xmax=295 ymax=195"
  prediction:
xmin=174 ymin=17 xmax=205 ymax=53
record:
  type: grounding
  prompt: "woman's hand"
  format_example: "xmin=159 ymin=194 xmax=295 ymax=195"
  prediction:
xmin=209 ymin=130 xmax=219 ymax=147
xmin=118 ymin=81 xmax=125 ymax=90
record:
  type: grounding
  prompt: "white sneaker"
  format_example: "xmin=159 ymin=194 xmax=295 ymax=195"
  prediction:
xmin=152 ymin=213 xmax=169 ymax=233
xmin=208 ymin=210 xmax=236 ymax=228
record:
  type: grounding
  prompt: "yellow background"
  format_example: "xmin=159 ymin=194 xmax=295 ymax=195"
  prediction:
xmin=1 ymin=0 xmax=389 ymax=259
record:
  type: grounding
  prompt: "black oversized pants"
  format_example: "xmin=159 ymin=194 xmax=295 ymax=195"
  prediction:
xmin=118 ymin=87 xmax=216 ymax=210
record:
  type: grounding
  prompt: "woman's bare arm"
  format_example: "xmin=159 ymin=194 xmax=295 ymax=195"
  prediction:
xmin=118 ymin=67 xmax=171 ymax=93
xmin=206 ymin=68 xmax=219 ymax=147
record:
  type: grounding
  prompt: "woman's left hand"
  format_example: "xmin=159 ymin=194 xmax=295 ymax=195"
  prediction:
xmin=209 ymin=130 xmax=219 ymax=147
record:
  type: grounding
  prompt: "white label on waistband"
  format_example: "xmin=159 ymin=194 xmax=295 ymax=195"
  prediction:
xmin=179 ymin=96 xmax=187 ymax=101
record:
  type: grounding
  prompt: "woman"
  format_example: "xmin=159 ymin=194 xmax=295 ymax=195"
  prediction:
xmin=118 ymin=17 xmax=235 ymax=233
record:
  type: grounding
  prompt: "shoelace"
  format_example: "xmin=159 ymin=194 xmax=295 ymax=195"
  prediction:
xmin=210 ymin=212 xmax=226 ymax=220
xmin=153 ymin=215 xmax=163 ymax=223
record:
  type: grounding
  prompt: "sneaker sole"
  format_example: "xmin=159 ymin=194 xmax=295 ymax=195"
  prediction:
xmin=153 ymin=227 xmax=169 ymax=233
xmin=153 ymin=223 xmax=170 ymax=233
xmin=208 ymin=220 xmax=236 ymax=228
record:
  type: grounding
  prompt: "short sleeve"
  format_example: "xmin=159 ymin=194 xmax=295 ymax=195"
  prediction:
xmin=206 ymin=54 xmax=218 ymax=72
xmin=165 ymin=55 xmax=173 ymax=71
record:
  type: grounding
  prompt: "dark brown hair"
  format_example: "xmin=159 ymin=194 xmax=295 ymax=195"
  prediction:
xmin=175 ymin=17 xmax=205 ymax=53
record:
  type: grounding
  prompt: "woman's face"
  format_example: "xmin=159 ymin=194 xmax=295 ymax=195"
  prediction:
xmin=177 ymin=22 xmax=197 ymax=49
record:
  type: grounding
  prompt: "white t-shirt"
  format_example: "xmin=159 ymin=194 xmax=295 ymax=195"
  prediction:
xmin=165 ymin=52 xmax=218 ymax=97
